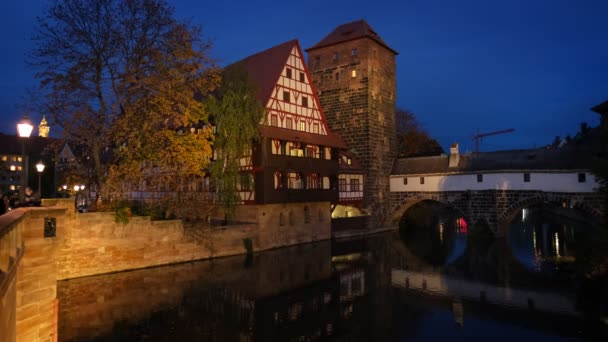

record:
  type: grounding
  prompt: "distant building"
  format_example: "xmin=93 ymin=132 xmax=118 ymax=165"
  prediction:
xmin=0 ymin=134 xmax=54 ymax=195
xmin=38 ymin=115 xmax=50 ymax=138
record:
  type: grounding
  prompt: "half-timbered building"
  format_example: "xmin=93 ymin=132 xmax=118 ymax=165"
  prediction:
xmin=234 ymin=39 xmax=347 ymax=206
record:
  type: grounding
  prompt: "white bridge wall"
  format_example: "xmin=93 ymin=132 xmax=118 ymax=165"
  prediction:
xmin=390 ymin=172 xmax=598 ymax=193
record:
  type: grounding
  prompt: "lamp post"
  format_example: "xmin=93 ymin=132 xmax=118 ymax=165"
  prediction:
xmin=36 ymin=161 xmax=45 ymax=197
xmin=17 ymin=115 xmax=33 ymax=201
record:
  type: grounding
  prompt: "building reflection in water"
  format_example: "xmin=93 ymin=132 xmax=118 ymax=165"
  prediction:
xmin=58 ymin=235 xmax=396 ymax=341
xmin=58 ymin=206 xmax=604 ymax=341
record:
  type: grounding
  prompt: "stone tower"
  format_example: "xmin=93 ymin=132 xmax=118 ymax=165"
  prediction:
xmin=38 ymin=115 xmax=50 ymax=137
xmin=306 ymin=20 xmax=398 ymax=228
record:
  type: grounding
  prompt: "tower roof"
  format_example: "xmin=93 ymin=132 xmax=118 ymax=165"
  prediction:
xmin=306 ymin=19 xmax=398 ymax=54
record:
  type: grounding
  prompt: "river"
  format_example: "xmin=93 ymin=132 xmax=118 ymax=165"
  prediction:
xmin=58 ymin=203 xmax=607 ymax=341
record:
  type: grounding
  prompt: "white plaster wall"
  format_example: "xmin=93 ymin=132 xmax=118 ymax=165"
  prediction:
xmin=390 ymin=172 xmax=598 ymax=193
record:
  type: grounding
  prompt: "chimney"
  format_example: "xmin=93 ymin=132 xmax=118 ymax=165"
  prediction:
xmin=449 ymin=143 xmax=460 ymax=168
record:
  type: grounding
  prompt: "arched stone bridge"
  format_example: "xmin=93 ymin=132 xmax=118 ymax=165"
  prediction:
xmin=389 ymin=190 xmax=604 ymax=235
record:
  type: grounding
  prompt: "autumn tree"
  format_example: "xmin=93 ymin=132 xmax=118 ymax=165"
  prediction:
xmin=396 ymin=108 xmax=444 ymax=157
xmin=31 ymin=0 xmax=219 ymax=199
xmin=206 ymin=64 xmax=265 ymax=218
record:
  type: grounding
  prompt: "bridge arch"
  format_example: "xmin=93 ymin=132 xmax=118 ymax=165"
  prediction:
xmin=390 ymin=192 xmax=470 ymax=227
xmin=496 ymin=192 xmax=604 ymax=235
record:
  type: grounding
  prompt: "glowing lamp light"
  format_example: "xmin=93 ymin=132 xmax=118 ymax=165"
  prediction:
xmin=80 ymin=185 xmax=85 ymax=190
xmin=17 ymin=115 xmax=34 ymax=138
xmin=36 ymin=161 xmax=45 ymax=173
xmin=62 ymin=185 xmax=67 ymax=190
xmin=74 ymin=185 xmax=80 ymax=192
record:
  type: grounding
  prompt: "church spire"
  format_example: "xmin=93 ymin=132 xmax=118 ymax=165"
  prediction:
xmin=38 ymin=115 xmax=50 ymax=137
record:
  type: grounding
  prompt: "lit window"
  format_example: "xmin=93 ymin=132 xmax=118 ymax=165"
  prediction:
xmin=302 ymin=96 xmax=308 ymax=108
xmin=477 ymin=174 xmax=483 ymax=182
xmin=283 ymin=91 xmax=290 ymax=103
xmin=313 ymin=123 xmax=319 ymax=134
xmin=17 ymin=157 xmax=22 ymax=162
xmin=9 ymin=185 xmax=15 ymax=191
xmin=10 ymin=165 xmax=16 ymax=171
xmin=351 ymin=70 xmax=357 ymax=78
xmin=1 ymin=156 xmax=6 ymax=161
xmin=299 ymin=122 xmax=306 ymax=131
xmin=17 ymin=166 xmax=22 ymax=171
xmin=524 ymin=173 xmax=530 ymax=182
xmin=286 ymin=68 xmax=292 ymax=79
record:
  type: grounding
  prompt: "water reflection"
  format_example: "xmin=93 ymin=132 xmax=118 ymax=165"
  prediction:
xmin=58 ymin=212 xmax=606 ymax=341
xmin=508 ymin=207 xmax=579 ymax=274
xmin=398 ymin=200 xmax=468 ymax=267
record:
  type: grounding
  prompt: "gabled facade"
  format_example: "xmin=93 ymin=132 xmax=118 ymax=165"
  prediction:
xmin=235 ymin=40 xmax=348 ymax=206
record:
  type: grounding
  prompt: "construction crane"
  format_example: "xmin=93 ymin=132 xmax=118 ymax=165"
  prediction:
xmin=473 ymin=128 xmax=515 ymax=153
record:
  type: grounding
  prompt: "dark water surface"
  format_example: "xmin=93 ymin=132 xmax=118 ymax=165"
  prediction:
xmin=58 ymin=206 xmax=607 ymax=341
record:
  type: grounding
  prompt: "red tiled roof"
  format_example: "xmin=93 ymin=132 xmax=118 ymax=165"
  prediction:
xmin=259 ymin=125 xmax=346 ymax=148
xmin=306 ymin=19 xmax=398 ymax=54
xmin=233 ymin=39 xmax=297 ymax=105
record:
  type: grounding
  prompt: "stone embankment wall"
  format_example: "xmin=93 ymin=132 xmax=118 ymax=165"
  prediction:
xmin=0 ymin=207 xmax=64 ymax=342
xmin=0 ymin=199 xmax=331 ymax=341
xmin=57 ymin=201 xmax=330 ymax=280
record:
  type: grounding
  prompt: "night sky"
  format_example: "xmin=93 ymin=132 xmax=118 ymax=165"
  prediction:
xmin=1 ymin=0 xmax=607 ymax=152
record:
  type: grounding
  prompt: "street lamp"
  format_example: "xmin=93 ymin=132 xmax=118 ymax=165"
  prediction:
xmin=16 ymin=115 xmax=33 ymax=201
xmin=36 ymin=161 xmax=45 ymax=197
